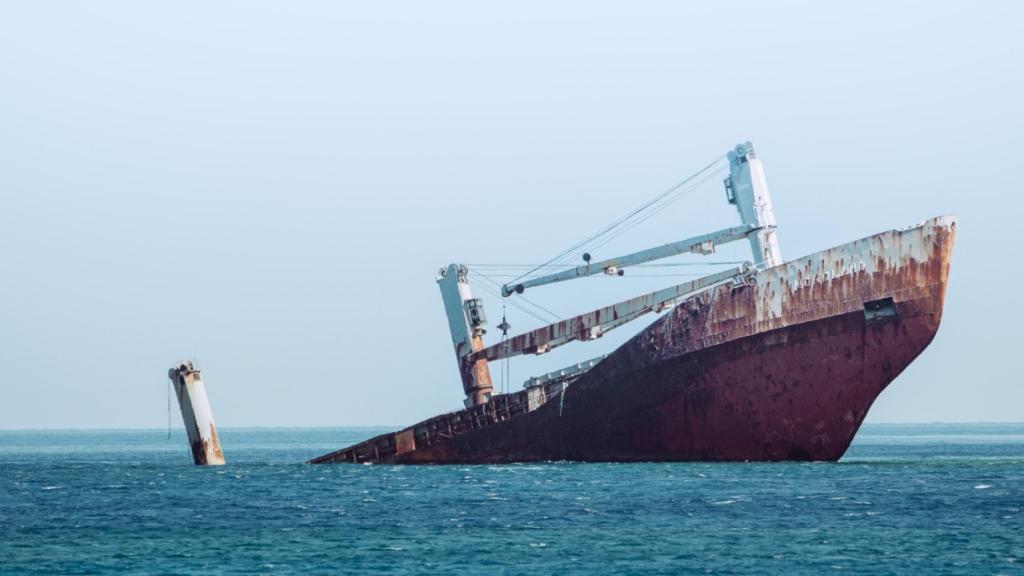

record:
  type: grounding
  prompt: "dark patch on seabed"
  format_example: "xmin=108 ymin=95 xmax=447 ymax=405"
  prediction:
xmin=1 ymin=424 xmax=1021 ymax=575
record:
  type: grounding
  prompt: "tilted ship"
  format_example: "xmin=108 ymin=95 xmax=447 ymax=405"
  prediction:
xmin=311 ymin=142 xmax=956 ymax=464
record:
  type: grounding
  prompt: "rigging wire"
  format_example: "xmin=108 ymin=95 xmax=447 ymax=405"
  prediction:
xmin=547 ymin=154 xmax=728 ymax=272
xmin=473 ymin=271 xmax=561 ymax=321
xmin=466 ymin=261 xmax=746 ymax=269
xmin=466 ymin=272 xmax=727 ymax=278
xmin=583 ymin=165 xmax=728 ymax=256
xmin=544 ymin=166 xmax=727 ymax=271
xmin=466 ymin=166 xmax=731 ymax=292
xmin=507 ymin=154 xmax=727 ymax=285
xmin=469 ymin=278 xmax=551 ymax=325
xmin=590 ymin=272 xmax=732 ymax=278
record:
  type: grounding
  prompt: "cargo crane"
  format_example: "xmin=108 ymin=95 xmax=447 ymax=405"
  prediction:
xmin=437 ymin=142 xmax=781 ymax=408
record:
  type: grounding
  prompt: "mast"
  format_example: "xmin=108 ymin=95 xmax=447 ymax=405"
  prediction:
xmin=724 ymin=141 xmax=782 ymax=267
xmin=436 ymin=264 xmax=494 ymax=407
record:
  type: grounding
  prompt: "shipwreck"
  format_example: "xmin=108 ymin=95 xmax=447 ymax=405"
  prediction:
xmin=311 ymin=142 xmax=956 ymax=464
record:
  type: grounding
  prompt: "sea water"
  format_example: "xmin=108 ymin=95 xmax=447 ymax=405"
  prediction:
xmin=1 ymin=424 xmax=1020 ymax=575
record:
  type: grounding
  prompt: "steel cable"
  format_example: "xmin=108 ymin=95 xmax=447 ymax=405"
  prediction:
xmin=507 ymin=154 xmax=727 ymax=285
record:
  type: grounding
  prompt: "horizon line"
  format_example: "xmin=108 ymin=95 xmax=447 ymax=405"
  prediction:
xmin=2 ymin=421 xmax=1023 ymax=433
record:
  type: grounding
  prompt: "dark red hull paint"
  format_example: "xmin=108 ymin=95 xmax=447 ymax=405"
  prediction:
xmin=394 ymin=301 xmax=936 ymax=463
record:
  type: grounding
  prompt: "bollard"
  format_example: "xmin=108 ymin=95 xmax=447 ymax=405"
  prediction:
xmin=168 ymin=360 xmax=225 ymax=465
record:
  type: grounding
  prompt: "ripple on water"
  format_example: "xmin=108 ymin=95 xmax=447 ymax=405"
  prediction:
xmin=0 ymin=425 xmax=1020 ymax=575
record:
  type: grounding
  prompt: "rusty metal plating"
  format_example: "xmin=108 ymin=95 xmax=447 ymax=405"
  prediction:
xmin=311 ymin=216 xmax=957 ymax=464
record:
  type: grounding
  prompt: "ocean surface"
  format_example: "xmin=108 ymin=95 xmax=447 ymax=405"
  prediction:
xmin=1 ymin=424 xmax=1021 ymax=575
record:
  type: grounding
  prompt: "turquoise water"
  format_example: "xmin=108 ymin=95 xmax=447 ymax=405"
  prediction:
xmin=1 ymin=425 xmax=1021 ymax=575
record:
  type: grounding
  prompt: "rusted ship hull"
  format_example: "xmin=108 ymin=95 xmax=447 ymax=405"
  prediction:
xmin=311 ymin=216 xmax=956 ymax=464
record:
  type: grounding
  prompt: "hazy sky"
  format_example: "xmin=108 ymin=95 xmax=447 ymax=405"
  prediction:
xmin=2 ymin=1 xmax=1021 ymax=429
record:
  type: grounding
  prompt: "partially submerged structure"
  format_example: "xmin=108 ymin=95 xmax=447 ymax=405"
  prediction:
xmin=169 ymin=360 xmax=225 ymax=466
xmin=311 ymin=142 xmax=956 ymax=464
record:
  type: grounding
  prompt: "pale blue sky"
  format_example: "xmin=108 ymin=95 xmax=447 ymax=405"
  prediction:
xmin=1 ymin=1 xmax=1021 ymax=429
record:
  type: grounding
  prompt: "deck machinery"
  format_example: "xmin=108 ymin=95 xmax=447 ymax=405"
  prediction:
xmin=438 ymin=142 xmax=780 ymax=408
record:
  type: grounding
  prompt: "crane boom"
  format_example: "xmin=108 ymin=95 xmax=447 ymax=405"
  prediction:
xmin=471 ymin=265 xmax=749 ymax=365
xmin=501 ymin=224 xmax=757 ymax=296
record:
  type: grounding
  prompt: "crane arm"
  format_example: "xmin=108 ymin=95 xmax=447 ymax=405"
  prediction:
xmin=474 ymin=265 xmax=749 ymax=365
xmin=501 ymin=225 xmax=757 ymax=296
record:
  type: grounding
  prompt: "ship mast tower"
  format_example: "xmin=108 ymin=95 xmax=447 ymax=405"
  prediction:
xmin=436 ymin=264 xmax=494 ymax=407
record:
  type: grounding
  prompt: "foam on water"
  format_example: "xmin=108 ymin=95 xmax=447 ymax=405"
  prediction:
xmin=1 ymin=424 xmax=1021 ymax=575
